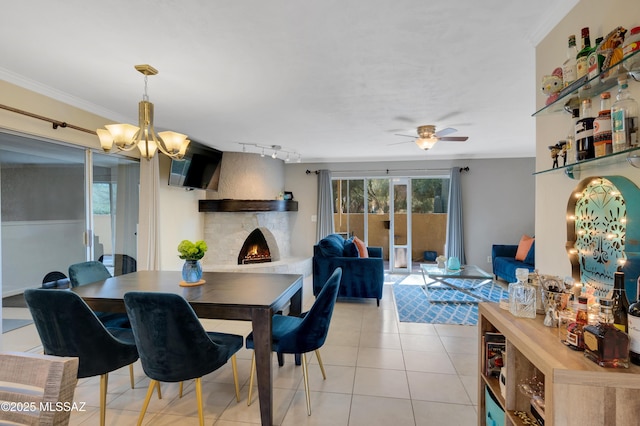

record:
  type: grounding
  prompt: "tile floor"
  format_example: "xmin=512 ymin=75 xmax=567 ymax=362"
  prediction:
xmin=1 ymin=274 xmax=479 ymax=425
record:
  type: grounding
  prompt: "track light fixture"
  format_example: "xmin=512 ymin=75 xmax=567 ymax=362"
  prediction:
xmin=238 ymin=143 xmax=301 ymax=162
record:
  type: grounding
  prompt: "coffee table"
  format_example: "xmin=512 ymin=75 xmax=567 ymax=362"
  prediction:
xmin=420 ymin=264 xmax=494 ymax=303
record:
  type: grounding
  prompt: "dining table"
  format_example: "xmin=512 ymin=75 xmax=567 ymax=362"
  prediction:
xmin=71 ymin=270 xmax=304 ymax=426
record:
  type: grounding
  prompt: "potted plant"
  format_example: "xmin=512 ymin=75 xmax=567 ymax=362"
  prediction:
xmin=178 ymin=240 xmax=207 ymax=283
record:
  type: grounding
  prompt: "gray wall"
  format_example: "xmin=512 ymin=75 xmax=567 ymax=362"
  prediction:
xmin=284 ymin=157 xmax=535 ymax=269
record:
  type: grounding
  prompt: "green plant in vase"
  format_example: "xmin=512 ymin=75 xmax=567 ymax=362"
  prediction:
xmin=178 ymin=240 xmax=207 ymax=283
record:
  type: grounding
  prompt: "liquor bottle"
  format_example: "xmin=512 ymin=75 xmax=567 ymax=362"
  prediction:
xmin=584 ymin=298 xmax=630 ymax=368
xmin=629 ymin=276 xmax=640 ymax=365
xmin=576 ymin=27 xmax=593 ymax=79
xmin=593 ymin=92 xmax=612 ymax=157
xmin=611 ymin=271 xmax=630 ymax=332
xmin=563 ymin=35 xmax=578 ymax=88
xmin=564 ymin=296 xmax=589 ymax=350
xmin=565 ymin=107 xmax=579 ymax=164
xmin=575 ymin=99 xmax=595 ymax=160
xmin=587 ymin=37 xmax=604 ymax=80
xmin=611 ymin=77 xmax=639 ymax=152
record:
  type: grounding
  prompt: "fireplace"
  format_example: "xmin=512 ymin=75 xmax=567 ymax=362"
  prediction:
xmin=238 ymin=228 xmax=272 ymax=264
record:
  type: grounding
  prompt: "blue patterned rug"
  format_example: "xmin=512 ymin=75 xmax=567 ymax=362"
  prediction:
xmin=393 ymin=278 xmax=508 ymax=325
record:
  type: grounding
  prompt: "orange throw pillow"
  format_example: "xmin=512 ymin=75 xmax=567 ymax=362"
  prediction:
xmin=515 ymin=235 xmax=534 ymax=261
xmin=353 ymin=237 xmax=368 ymax=258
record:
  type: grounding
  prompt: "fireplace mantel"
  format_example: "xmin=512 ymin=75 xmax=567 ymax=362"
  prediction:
xmin=199 ymin=199 xmax=298 ymax=212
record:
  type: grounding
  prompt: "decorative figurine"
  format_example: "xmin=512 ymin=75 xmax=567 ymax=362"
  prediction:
xmin=548 ymin=141 xmax=566 ymax=168
xmin=541 ymin=67 xmax=563 ymax=105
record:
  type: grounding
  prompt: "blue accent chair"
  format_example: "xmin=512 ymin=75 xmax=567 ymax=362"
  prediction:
xmin=245 ymin=267 xmax=342 ymax=416
xmin=123 ymin=292 xmax=243 ymax=426
xmin=24 ymin=289 xmax=139 ymax=426
xmin=313 ymin=234 xmax=383 ymax=306
xmin=68 ymin=261 xmax=131 ymax=328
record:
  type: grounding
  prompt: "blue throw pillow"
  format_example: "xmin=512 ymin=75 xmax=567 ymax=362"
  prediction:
xmin=318 ymin=234 xmax=345 ymax=257
xmin=524 ymin=240 xmax=535 ymax=265
xmin=343 ymin=240 xmax=360 ymax=257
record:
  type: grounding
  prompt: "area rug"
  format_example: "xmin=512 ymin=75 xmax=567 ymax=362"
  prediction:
xmin=2 ymin=319 xmax=33 ymax=334
xmin=393 ymin=278 xmax=508 ymax=325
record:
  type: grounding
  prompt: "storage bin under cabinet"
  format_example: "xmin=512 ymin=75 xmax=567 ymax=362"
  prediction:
xmin=478 ymin=302 xmax=640 ymax=426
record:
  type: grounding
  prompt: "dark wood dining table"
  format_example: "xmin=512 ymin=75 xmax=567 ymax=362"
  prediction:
xmin=71 ymin=270 xmax=303 ymax=426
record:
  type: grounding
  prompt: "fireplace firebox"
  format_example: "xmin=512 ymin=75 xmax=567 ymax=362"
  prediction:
xmin=238 ymin=229 xmax=272 ymax=264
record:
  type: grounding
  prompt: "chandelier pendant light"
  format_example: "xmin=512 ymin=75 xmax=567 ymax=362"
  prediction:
xmin=97 ymin=64 xmax=190 ymax=160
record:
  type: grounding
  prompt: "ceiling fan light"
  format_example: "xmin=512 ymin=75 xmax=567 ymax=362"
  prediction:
xmin=415 ymin=137 xmax=437 ymax=150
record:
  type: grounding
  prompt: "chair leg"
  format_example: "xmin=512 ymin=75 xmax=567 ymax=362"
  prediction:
xmin=129 ymin=364 xmax=135 ymax=389
xmin=179 ymin=381 xmax=183 ymax=398
xmin=231 ymin=355 xmax=240 ymax=402
xmin=99 ymin=373 xmax=108 ymax=426
xmin=137 ymin=379 xmax=157 ymax=426
xmin=157 ymin=382 xmax=162 ymax=399
xmin=195 ymin=377 xmax=204 ymax=426
xmin=315 ymin=349 xmax=327 ymax=380
xmin=301 ymin=353 xmax=311 ymax=416
xmin=247 ymin=352 xmax=256 ymax=406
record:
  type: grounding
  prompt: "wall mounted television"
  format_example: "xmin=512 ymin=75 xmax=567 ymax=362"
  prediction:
xmin=168 ymin=141 xmax=223 ymax=191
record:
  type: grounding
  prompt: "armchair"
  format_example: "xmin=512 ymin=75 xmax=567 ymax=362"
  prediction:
xmin=313 ymin=234 xmax=384 ymax=306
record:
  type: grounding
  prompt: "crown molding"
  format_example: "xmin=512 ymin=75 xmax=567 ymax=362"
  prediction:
xmin=0 ymin=66 xmax=130 ymax=124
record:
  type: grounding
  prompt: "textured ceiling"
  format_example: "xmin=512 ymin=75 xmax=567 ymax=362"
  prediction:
xmin=0 ymin=0 xmax=577 ymax=163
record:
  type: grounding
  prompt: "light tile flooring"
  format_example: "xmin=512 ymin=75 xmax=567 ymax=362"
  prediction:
xmin=2 ymin=274 xmax=478 ymax=425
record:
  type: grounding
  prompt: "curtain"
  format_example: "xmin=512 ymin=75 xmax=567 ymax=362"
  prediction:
xmin=445 ymin=167 xmax=465 ymax=264
xmin=316 ymin=169 xmax=335 ymax=241
xmin=137 ymin=155 xmax=161 ymax=271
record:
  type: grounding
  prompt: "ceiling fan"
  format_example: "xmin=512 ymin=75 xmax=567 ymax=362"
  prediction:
xmin=394 ymin=125 xmax=469 ymax=150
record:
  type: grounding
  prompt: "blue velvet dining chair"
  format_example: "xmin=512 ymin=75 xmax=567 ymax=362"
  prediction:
xmin=245 ymin=267 xmax=342 ymax=416
xmin=68 ymin=260 xmax=131 ymax=329
xmin=123 ymin=292 xmax=243 ymax=426
xmin=24 ymin=289 xmax=139 ymax=426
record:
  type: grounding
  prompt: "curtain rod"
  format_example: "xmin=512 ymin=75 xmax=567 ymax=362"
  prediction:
xmin=306 ymin=166 xmax=469 ymax=175
xmin=0 ymin=103 xmax=97 ymax=135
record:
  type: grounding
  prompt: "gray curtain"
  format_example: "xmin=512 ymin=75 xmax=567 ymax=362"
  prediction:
xmin=445 ymin=167 xmax=465 ymax=264
xmin=316 ymin=169 xmax=335 ymax=241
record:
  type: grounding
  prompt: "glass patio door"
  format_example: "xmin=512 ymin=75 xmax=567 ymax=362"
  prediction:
xmin=390 ymin=178 xmax=411 ymax=273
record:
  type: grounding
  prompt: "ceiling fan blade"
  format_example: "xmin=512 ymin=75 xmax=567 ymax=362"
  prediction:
xmin=438 ymin=136 xmax=469 ymax=142
xmin=434 ymin=127 xmax=457 ymax=137
xmin=394 ymin=133 xmax=417 ymax=139
xmin=387 ymin=140 xmax=413 ymax=146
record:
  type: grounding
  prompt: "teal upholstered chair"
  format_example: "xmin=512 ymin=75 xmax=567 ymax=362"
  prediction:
xmin=245 ymin=267 xmax=342 ymax=415
xmin=123 ymin=292 xmax=243 ymax=426
xmin=24 ymin=289 xmax=139 ymax=426
xmin=68 ymin=260 xmax=131 ymax=328
xmin=68 ymin=260 xmax=112 ymax=287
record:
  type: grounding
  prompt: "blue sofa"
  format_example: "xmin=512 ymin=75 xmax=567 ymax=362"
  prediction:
xmin=492 ymin=242 xmax=535 ymax=283
xmin=313 ymin=234 xmax=384 ymax=306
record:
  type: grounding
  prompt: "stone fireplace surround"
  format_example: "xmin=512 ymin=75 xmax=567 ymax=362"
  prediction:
xmin=199 ymin=152 xmax=311 ymax=275
xmin=202 ymin=211 xmax=310 ymax=274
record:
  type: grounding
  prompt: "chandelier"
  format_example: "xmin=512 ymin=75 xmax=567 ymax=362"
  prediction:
xmin=96 ymin=64 xmax=190 ymax=160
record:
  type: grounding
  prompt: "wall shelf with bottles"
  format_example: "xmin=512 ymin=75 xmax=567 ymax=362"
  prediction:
xmin=533 ymin=49 xmax=640 ymax=117
xmin=534 ymin=146 xmax=640 ymax=178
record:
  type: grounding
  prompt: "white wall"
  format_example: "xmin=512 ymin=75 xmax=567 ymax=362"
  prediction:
xmin=535 ymin=0 xmax=640 ymax=277
xmin=284 ymin=157 xmax=536 ymax=268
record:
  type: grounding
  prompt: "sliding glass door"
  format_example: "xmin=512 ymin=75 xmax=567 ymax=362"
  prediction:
xmin=389 ymin=178 xmax=411 ymax=273
xmin=0 ymin=132 xmax=139 ymax=296
xmin=333 ymin=175 xmax=449 ymax=273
